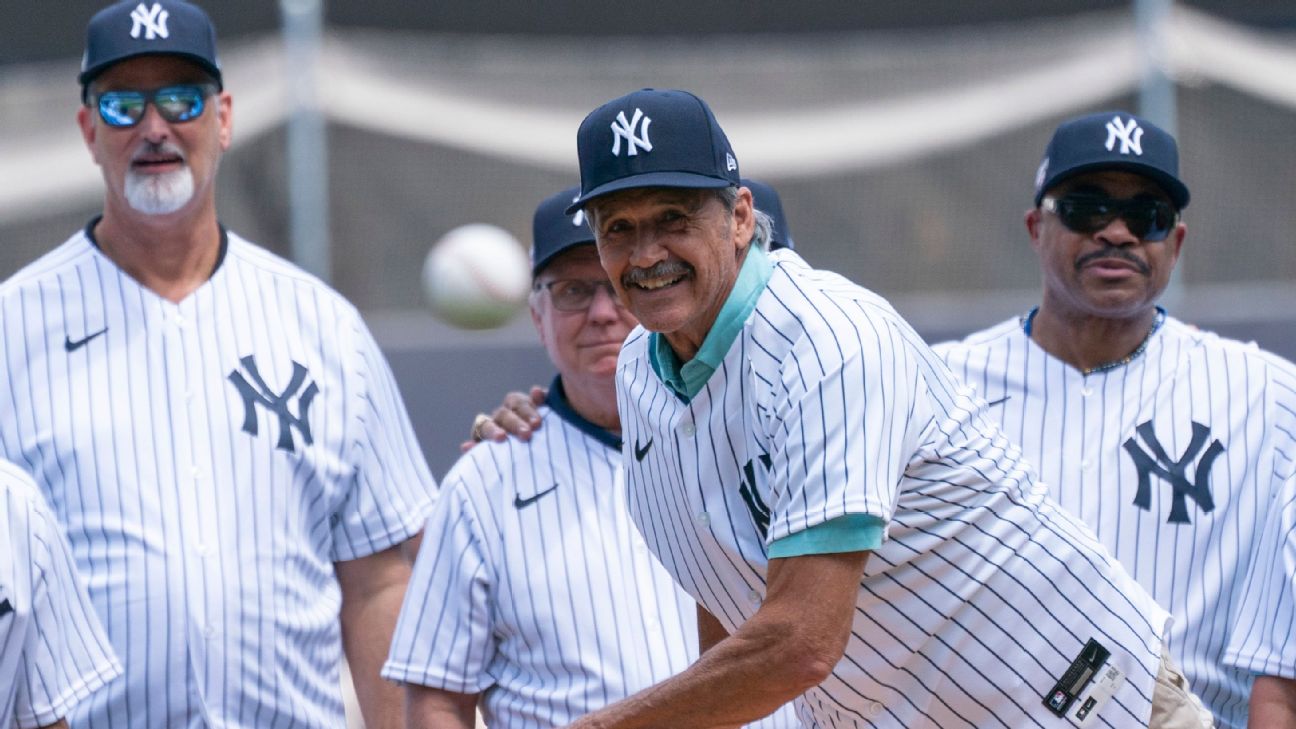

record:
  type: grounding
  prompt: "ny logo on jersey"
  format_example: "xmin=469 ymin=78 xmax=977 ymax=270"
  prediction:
xmin=739 ymin=453 xmax=773 ymax=540
xmin=129 ymin=2 xmax=170 ymax=40
xmin=1104 ymin=116 xmax=1144 ymax=155
xmin=228 ymin=355 xmax=319 ymax=453
xmin=610 ymin=108 xmax=652 ymax=157
xmin=1122 ymin=420 xmax=1222 ymax=524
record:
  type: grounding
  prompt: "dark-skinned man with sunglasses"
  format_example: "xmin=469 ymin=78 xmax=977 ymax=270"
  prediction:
xmin=0 ymin=2 xmax=437 ymax=727
xmin=936 ymin=111 xmax=1296 ymax=729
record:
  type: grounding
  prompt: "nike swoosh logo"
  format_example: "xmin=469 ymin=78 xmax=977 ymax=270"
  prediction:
xmin=65 ymin=327 xmax=108 ymax=352
xmin=0 ymin=598 xmax=12 ymax=619
xmin=513 ymin=483 xmax=558 ymax=509
xmin=634 ymin=438 xmax=653 ymax=462
xmin=985 ymin=395 xmax=1012 ymax=408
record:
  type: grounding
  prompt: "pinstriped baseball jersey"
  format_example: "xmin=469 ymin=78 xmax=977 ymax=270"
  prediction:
xmin=0 ymin=224 xmax=437 ymax=728
xmin=1 ymin=459 xmax=120 ymax=729
xmin=617 ymin=249 xmax=1170 ymax=729
xmin=382 ymin=385 xmax=800 ymax=729
xmin=935 ymin=315 xmax=1296 ymax=729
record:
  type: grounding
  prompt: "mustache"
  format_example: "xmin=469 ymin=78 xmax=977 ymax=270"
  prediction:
xmin=1075 ymin=247 xmax=1149 ymax=275
xmin=131 ymin=140 xmax=186 ymax=163
xmin=622 ymin=260 xmax=692 ymax=287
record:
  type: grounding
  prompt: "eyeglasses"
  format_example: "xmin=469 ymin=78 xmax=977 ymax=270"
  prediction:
xmin=1041 ymin=194 xmax=1178 ymax=242
xmin=536 ymin=279 xmax=623 ymax=312
xmin=89 ymin=84 xmax=218 ymax=128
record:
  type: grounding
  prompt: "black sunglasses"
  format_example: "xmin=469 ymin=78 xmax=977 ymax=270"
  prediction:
xmin=89 ymin=84 xmax=219 ymax=128
xmin=1041 ymin=194 xmax=1178 ymax=242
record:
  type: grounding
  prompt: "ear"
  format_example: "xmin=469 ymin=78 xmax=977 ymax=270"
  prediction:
xmin=733 ymin=186 xmax=755 ymax=251
xmin=215 ymin=91 xmax=234 ymax=150
xmin=1167 ymin=221 xmax=1186 ymax=262
xmin=76 ymin=105 xmax=101 ymax=165
xmin=1024 ymin=207 xmax=1044 ymax=254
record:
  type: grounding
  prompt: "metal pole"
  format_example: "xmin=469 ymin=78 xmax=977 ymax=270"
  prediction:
xmin=1135 ymin=0 xmax=1182 ymax=309
xmin=281 ymin=0 xmax=331 ymax=283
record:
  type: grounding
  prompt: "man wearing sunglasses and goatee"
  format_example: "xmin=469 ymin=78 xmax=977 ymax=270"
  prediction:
xmin=0 ymin=2 xmax=438 ymax=728
xmin=936 ymin=111 xmax=1296 ymax=728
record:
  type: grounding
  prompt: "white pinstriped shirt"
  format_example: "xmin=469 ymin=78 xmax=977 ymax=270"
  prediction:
xmin=383 ymin=381 xmax=800 ymax=729
xmin=617 ymin=249 xmax=1170 ymax=729
xmin=0 ymin=225 xmax=437 ymax=728
xmin=936 ymin=315 xmax=1296 ymax=729
xmin=1 ymin=459 xmax=119 ymax=728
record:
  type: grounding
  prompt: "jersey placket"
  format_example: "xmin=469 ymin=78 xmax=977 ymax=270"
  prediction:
xmin=156 ymin=294 xmax=222 ymax=721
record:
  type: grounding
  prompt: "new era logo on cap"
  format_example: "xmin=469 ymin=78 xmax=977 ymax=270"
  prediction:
xmin=1033 ymin=111 xmax=1190 ymax=210
xmin=80 ymin=0 xmax=223 ymax=97
xmin=567 ymin=89 xmax=740 ymax=214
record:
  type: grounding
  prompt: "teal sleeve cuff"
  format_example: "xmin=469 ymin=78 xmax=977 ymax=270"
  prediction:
xmin=767 ymin=513 xmax=886 ymax=558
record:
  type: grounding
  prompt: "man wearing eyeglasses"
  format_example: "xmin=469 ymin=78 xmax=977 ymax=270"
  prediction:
xmin=0 ymin=2 xmax=437 ymax=727
xmin=936 ymin=111 xmax=1296 ymax=728
xmin=382 ymin=188 xmax=798 ymax=729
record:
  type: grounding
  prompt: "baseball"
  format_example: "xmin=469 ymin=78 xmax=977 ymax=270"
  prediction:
xmin=422 ymin=223 xmax=531 ymax=330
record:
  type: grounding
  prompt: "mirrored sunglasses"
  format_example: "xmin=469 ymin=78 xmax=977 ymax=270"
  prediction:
xmin=537 ymin=279 xmax=623 ymax=312
xmin=1041 ymin=194 xmax=1178 ymax=242
xmin=91 ymin=84 xmax=218 ymax=128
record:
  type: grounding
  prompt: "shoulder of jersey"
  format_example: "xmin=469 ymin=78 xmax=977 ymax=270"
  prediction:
xmin=223 ymin=232 xmax=364 ymax=315
xmin=1163 ymin=315 xmax=1296 ymax=378
xmin=930 ymin=317 xmax=1022 ymax=355
xmin=756 ymin=252 xmax=910 ymax=360
xmin=442 ymin=406 xmax=559 ymax=495
xmin=0 ymin=228 xmax=99 ymax=295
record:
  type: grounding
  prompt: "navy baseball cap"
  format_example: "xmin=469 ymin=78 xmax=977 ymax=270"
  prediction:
xmin=1034 ymin=111 xmax=1189 ymax=210
xmin=567 ymin=89 xmax=740 ymax=214
xmin=532 ymin=186 xmax=597 ymax=277
xmin=743 ymin=178 xmax=794 ymax=250
xmin=80 ymin=1 xmax=222 ymax=97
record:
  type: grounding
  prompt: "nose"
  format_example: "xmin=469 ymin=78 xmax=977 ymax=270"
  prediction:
xmin=133 ymin=102 xmax=172 ymax=142
xmin=1094 ymin=215 xmax=1140 ymax=247
xmin=585 ymin=282 xmax=623 ymax=323
xmin=626 ymin=227 xmax=668 ymax=269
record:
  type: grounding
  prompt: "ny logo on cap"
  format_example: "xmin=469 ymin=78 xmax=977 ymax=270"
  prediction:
xmin=1105 ymin=116 xmax=1144 ymax=155
xmin=130 ymin=2 xmax=170 ymax=40
xmin=570 ymin=193 xmax=586 ymax=227
xmin=610 ymin=108 xmax=653 ymax=157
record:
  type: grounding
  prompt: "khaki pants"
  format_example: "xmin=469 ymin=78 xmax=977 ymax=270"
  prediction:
xmin=1150 ymin=643 xmax=1214 ymax=728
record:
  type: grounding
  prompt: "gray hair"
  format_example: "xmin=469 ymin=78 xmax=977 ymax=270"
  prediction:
xmin=712 ymin=186 xmax=773 ymax=252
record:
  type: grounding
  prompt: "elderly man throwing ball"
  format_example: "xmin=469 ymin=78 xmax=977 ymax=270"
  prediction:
xmin=561 ymin=88 xmax=1210 ymax=729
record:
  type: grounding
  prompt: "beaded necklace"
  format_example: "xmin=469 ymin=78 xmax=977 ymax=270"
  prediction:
xmin=1021 ymin=305 xmax=1166 ymax=375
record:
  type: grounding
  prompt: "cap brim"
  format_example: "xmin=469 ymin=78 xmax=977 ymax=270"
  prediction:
xmin=79 ymin=53 xmax=222 ymax=90
xmin=1038 ymin=161 xmax=1190 ymax=210
xmin=565 ymin=171 xmax=735 ymax=215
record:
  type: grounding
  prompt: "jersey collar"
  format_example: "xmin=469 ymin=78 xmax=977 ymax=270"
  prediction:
xmin=545 ymin=375 xmax=621 ymax=451
xmin=649 ymin=243 xmax=773 ymax=402
xmin=83 ymin=215 xmax=230 ymax=278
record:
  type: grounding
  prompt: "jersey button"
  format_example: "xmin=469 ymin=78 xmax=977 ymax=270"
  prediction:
xmin=747 ymin=590 xmax=762 ymax=605
xmin=1081 ymin=387 xmax=1093 ymax=397
xmin=1081 ymin=459 xmax=1092 ymax=470
xmin=204 ymin=625 xmax=216 ymax=639
xmin=681 ymin=423 xmax=696 ymax=437
xmin=696 ymin=511 xmax=710 ymax=525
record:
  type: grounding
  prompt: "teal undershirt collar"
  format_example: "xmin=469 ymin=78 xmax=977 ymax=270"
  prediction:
xmin=649 ymin=244 xmax=773 ymax=402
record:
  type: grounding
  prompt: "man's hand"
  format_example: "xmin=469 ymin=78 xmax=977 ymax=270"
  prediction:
xmin=460 ymin=386 xmax=548 ymax=452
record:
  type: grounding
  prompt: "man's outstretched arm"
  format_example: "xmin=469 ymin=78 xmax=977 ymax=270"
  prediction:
xmin=567 ymin=550 xmax=868 ymax=729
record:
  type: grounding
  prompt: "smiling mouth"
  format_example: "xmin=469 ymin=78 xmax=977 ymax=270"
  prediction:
xmin=624 ymin=261 xmax=693 ymax=292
